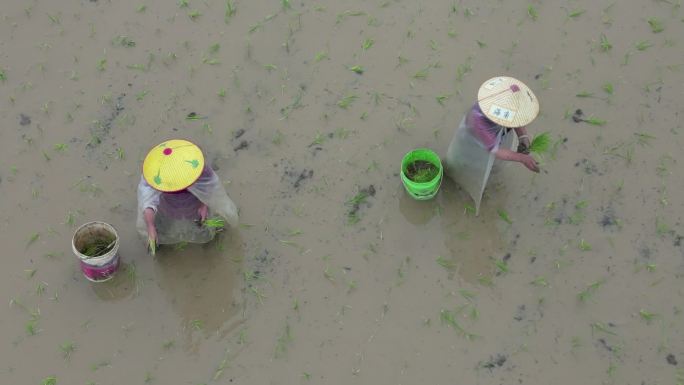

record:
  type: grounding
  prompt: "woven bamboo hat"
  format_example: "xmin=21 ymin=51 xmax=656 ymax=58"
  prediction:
xmin=477 ymin=76 xmax=539 ymax=128
xmin=142 ymin=139 xmax=205 ymax=192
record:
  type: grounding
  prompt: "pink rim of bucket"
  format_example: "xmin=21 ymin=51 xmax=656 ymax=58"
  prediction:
xmin=80 ymin=255 xmax=120 ymax=282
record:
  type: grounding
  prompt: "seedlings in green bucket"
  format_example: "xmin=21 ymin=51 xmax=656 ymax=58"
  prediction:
xmin=405 ymin=160 xmax=438 ymax=183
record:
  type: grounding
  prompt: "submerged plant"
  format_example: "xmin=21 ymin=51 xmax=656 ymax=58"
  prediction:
xmin=648 ymin=17 xmax=665 ymax=33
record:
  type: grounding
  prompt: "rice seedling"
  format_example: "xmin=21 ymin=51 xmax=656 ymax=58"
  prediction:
xmin=530 ymin=276 xmax=549 ymax=287
xmin=494 ymin=259 xmax=509 ymax=274
xmin=527 ymin=5 xmax=539 ymax=21
xmin=281 ymin=0 xmax=292 ymax=10
xmin=178 ymin=0 xmax=188 ymax=7
xmin=36 ymin=282 xmax=47 ymax=296
xmin=655 ymin=217 xmax=671 ymax=236
xmin=567 ymin=9 xmax=586 ymax=19
xmin=635 ymin=40 xmax=653 ymax=51
xmin=413 ymin=66 xmax=430 ymax=79
xmin=577 ymin=279 xmax=604 ymax=302
xmin=213 ymin=349 xmax=231 ymax=380
xmin=162 ymin=339 xmax=175 ymax=350
xmin=190 ymin=319 xmax=204 ymax=331
xmin=362 ymin=38 xmax=374 ymax=50
xmin=529 ymin=132 xmax=551 ymax=154
xmin=648 ymin=17 xmax=665 ymax=33
xmin=348 ymin=65 xmax=364 ymax=74
xmin=576 ymin=91 xmax=594 ymax=98
xmin=26 ymin=319 xmax=39 ymax=335
xmin=95 ymin=59 xmax=107 ymax=72
xmin=0 ymin=68 xmax=6 ymax=82
xmin=439 ymin=309 xmax=478 ymax=340
xmin=42 ymin=377 xmax=57 ymax=385
xmin=436 ymin=94 xmax=450 ymax=105
xmin=274 ymin=322 xmax=293 ymax=358
xmin=27 ymin=232 xmax=40 ymax=248
xmin=144 ymin=372 xmax=154 ymax=384
xmin=497 ymin=209 xmax=512 ymax=224
xmin=599 ymin=34 xmax=612 ymax=52
xmin=591 ymin=322 xmax=617 ymax=336
xmin=578 ymin=239 xmax=592 ymax=251
xmin=436 ymin=256 xmax=456 ymax=270
xmin=250 ymin=286 xmax=266 ymax=304
xmin=225 ymin=0 xmax=236 ymax=23
xmin=455 ymin=59 xmax=472 ymax=82
xmin=302 ymin=372 xmax=311 ymax=380
xmin=336 ymin=10 xmax=366 ymax=24
xmin=639 ymin=309 xmax=660 ymax=324
xmin=337 ymin=95 xmax=358 ymax=109
xmin=137 ymin=4 xmax=147 ymax=13
xmin=60 ymin=341 xmax=76 ymax=360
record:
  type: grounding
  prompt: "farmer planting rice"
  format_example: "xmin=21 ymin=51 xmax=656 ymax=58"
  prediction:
xmin=137 ymin=139 xmax=239 ymax=251
xmin=446 ymin=76 xmax=540 ymax=214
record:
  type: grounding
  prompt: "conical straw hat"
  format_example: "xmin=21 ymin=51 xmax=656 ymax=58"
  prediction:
xmin=142 ymin=139 xmax=205 ymax=192
xmin=477 ymin=76 xmax=539 ymax=128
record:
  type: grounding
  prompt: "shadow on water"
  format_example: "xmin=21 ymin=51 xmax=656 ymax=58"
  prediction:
xmin=153 ymin=230 xmax=244 ymax=351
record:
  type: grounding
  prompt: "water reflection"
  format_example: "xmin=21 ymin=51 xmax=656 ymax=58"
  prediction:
xmin=90 ymin=261 xmax=138 ymax=301
xmin=438 ymin=178 xmax=506 ymax=285
xmin=153 ymin=230 xmax=244 ymax=351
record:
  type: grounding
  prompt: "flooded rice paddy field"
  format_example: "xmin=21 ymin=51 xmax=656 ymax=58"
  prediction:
xmin=1 ymin=0 xmax=684 ymax=384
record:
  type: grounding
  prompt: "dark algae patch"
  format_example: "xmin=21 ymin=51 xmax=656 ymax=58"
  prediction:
xmin=405 ymin=160 xmax=438 ymax=183
xmin=80 ymin=236 xmax=116 ymax=258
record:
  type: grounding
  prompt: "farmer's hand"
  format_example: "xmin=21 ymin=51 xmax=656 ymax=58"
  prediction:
xmin=517 ymin=135 xmax=531 ymax=154
xmin=147 ymin=224 xmax=158 ymax=248
xmin=519 ymin=154 xmax=539 ymax=173
xmin=198 ymin=203 xmax=209 ymax=222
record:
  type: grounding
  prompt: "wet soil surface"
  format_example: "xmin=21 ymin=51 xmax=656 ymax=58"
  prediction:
xmin=1 ymin=1 xmax=683 ymax=385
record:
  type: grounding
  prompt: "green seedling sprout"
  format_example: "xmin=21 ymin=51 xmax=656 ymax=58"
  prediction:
xmin=567 ymin=9 xmax=586 ymax=19
xmin=225 ymin=0 xmax=236 ymax=23
xmin=639 ymin=309 xmax=660 ymax=324
xmin=436 ymin=256 xmax=456 ymax=270
xmin=337 ymin=95 xmax=358 ymax=109
xmin=162 ymin=339 xmax=175 ymax=350
xmin=42 ymin=377 xmax=57 ymax=385
xmin=60 ymin=341 xmax=76 ymax=360
xmin=602 ymin=83 xmax=614 ymax=94
xmin=314 ymin=51 xmax=328 ymax=62
xmin=527 ymin=5 xmax=539 ymax=21
xmin=96 ymin=58 xmax=107 ymax=71
xmin=190 ymin=319 xmax=204 ymax=331
xmin=436 ymin=94 xmax=450 ymax=105
xmin=413 ymin=67 xmax=429 ymax=79
xmin=578 ymin=279 xmax=604 ymax=302
xmin=647 ymin=17 xmax=665 ymax=33
xmin=576 ymin=91 xmax=594 ymax=98
xmin=274 ymin=323 xmax=293 ymax=358
xmin=530 ymin=276 xmax=549 ymax=287
xmin=188 ymin=9 xmax=202 ymax=20
xmin=0 ymin=68 xmax=6 ymax=81
xmin=578 ymin=239 xmax=592 ymax=251
xmin=635 ymin=41 xmax=653 ymax=51
xmin=599 ymin=34 xmax=612 ymax=52
xmin=362 ymin=38 xmax=374 ymax=50
xmin=497 ymin=209 xmax=512 ymax=224
xmin=348 ymin=65 xmax=364 ymax=74
xmin=494 ymin=259 xmax=509 ymax=274
xmin=591 ymin=322 xmax=617 ymax=336
xmin=137 ymin=4 xmax=147 ymax=13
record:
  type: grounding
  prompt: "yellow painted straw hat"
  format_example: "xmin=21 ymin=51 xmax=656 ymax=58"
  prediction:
xmin=142 ymin=139 xmax=205 ymax=192
xmin=477 ymin=76 xmax=539 ymax=128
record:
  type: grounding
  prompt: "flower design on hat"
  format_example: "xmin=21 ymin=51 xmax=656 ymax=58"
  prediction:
xmin=185 ymin=159 xmax=200 ymax=169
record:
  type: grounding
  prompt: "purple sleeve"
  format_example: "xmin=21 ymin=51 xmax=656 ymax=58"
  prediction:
xmin=466 ymin=105 xmax=499 ymax=152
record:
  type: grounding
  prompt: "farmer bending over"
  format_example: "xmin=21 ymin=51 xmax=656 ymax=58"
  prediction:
xmin=136 ymin=139 xmax=238 ymax=250
xmin=446 ymin=76 xmax=540 ymax=214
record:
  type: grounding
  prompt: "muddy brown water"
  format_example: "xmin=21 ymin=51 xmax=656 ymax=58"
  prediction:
xmin=1 ymin=1 xmax=683 ymax=384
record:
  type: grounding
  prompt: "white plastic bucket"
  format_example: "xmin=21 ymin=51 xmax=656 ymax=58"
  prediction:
xmin=72 ymin=221 xmax=121 ymax=282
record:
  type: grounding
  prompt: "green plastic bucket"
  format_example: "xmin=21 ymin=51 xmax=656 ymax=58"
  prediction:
xmin=400 ymin=148 xmax=443 ymax=200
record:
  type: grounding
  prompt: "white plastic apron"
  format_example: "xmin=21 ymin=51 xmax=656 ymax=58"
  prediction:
xmin=445 ymin=117 xmax=517 ymax=215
